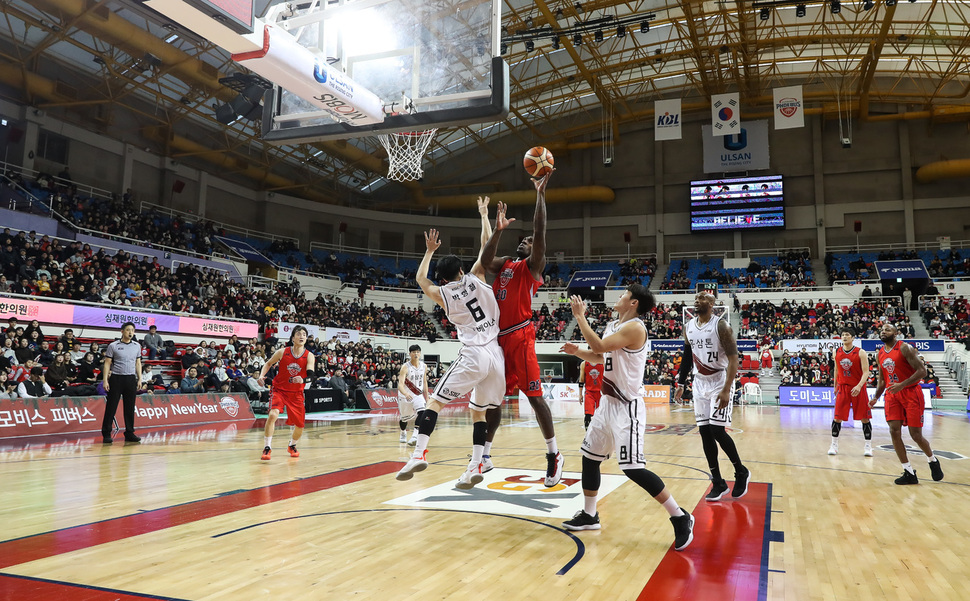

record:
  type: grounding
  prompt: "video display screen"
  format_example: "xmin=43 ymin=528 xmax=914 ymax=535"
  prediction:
xmin=689 ymin=174 xmax=784 ymax=232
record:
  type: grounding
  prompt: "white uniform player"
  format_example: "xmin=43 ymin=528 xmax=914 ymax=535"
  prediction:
xmin=397 ymin=223 xmax=506 ymax=489
xmin=431 ymin=272 xmax=505 ymax=410
xmin=397 ymin=344 xmax=428 ymax=445
xmin=582 ymin=318 xmax=649 ymax=468
xmin=685 ymin=312 xmax=733 ymax=427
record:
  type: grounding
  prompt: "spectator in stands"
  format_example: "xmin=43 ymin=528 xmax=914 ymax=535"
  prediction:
xmin=142 ymin=325 xmax=166 ymax=359
xmin=45 ymin=353 xmax=73 ymax=391
xmin=1 ymin=338 xmax=16 ymax=366
xmin=860 ymin=285 xmax=873 ymax=298
xmin=23 ymin=319 xmax=45 ymax=342
xmin=208 ymin=359 xmax=230 ymax=392
xmin=330 ymin=369 xmax=351 ymax=408
xmin=76 ymin=352 xmax=99 ymax=385
xmin=14 ymin=338 xmax=34 ymax=364
xmin=17 ymin=366 xmax=51 ymax=398
xmin=0 ymin=371 xmax=15 ymax=399
xmin=180 ymin=366 xmax=205 ymax=393
xmin=60 ymin=328 xmax=78 ymax=352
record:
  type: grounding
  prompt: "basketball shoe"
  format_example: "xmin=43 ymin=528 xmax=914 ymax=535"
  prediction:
xmin=563 ymin=510 xmax=600 ymax=531
xmin=481 ymin=455 xmax=494 ymax=473
xmin=864 ymin=442 xmax=873 ymax=457
xmin=732 ymin=467 xmax=751 ymax=498
xmin=670 ymin=509 xmax=695 ymax=551
xmin=396 ymin=449 xmax=429 ymax=481
xmin=399 ymin=431 xmax=407 ymax=443
xmin=894 ymin=470 xmax=918 ymax=485
xmin=455 ymin=463 xmax=484 ymax=490
xmin=706 ymin=479 xmax=729 ymax=501
xmin=288 ymin=444 xmax=299 ymax=458
xmin=408 ymin=432 xmax=418 ymax=446
xmin=260 ymin=446 xmax=271 ymax=461
xmin=828 ymin=441 xmax=839 ymax=455
xmin=929 ymin=458 xmax=944 ymax=482
xmin=545 ymin=451 xmax=564 ymax=487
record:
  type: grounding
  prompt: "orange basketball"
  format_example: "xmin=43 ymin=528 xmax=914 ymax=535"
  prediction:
xmin=523 ymin=146 xmax=555 ymax=178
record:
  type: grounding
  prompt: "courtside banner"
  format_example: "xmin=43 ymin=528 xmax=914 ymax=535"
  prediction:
xmin=779 ymin=386 xmax=931 ymax=408
xmin=0 ymin=393 xmax=254 ymax=439
xmin=654 ymin=98 xmax=682 ymax=141
xmin=858 ymin=339 xmax=945 ymax=353
xmin=0 ymin=295 xmax=258 ymax=338
xmin=781 ymin=339 xmax=845 ymax=353
xmin=773 ymin=85 xmax=804 ymax=130
xmin=711 ymin=92 xmax=740 ymax=136
xmin=279 ymin=321 xmax=322 ymax=340
xmin=521 ymin=383 xmax=580 ymax=403
xmin=873 ymin=260 xmax=929 ymax=280
xmin=642 ymin=385 xmax=671 ymax=404
xmin=362 ymin=389 xmax=474 ymax=411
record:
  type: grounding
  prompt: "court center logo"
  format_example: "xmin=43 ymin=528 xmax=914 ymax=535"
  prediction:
xmin=386 ymin=468 xmax=626 ymax=519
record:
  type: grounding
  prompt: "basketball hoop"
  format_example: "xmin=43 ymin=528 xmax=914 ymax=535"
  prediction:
xmin=377 ymin=129 xmax=437 ymax=181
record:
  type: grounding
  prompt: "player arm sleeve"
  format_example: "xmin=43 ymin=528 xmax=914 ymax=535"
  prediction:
xmin=306 ymin=369 xmax=316 ymax=380
xmin=678 ymin=345 xmax=693 ymax=386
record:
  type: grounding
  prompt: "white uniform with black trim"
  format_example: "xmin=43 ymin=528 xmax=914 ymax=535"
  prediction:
xmin=431 ymin=273 xmax=505 ymax=410
xmin=398 ymin=360 xmax=427 ymax=418
xmin=685 ymin=314 xmax=733 ymax=427
xmin=581 ymin=318 xmax=648 ymax=469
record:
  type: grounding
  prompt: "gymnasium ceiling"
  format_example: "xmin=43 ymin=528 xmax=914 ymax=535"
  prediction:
xmin=1 ymin=0 xmax=968 ymax=209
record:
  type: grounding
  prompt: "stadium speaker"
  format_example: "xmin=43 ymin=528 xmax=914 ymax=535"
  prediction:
xmin=854 ymin=220 xmax=862 ymax=233
xmin=172 ymin=180 xmax=186 ymax=193
xmin=339 ymin=222 xmax=348 ymax=233
xmin=623 ymin=232 xmax=631 ymax=243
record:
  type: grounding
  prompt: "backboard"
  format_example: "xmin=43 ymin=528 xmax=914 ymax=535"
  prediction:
xmin=257 ymin=0 xmax=508 ymax=144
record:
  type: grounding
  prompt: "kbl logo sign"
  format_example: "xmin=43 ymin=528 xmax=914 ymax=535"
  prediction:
xmin=657 ymin=112 xmax=679 ymax=126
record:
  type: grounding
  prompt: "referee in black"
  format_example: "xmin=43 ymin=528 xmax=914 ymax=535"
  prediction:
xmin=102 ymin=322 xmax=143 ymax=443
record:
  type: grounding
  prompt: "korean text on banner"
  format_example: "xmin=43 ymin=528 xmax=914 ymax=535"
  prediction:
xmin=773 ymin=85 xmax=804 ymax=130
xmin=711 ymin=92 xmax=740 ymax=136
xmin=654 ymin=98 xmax=682 ymax=141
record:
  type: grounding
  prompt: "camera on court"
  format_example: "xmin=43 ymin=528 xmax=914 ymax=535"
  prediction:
xmin=840 ymin=137 xmax=852 ymax=149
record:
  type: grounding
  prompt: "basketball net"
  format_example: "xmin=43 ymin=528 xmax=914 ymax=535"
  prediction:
xmin=377 ymin=129 xmax=438 ymax=181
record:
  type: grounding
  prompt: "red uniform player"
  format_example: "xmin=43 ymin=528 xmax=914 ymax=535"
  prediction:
xmin=257 ymin=326 xmax=315 ymax=461
xmin=481 ymin=171 xmax=563 ymax=487
xmin=580 ymin=360 xmax=603 ymax=430
xmin=870 ymin=323 xmax=943 ymax=485
xmin=828 ymin=328 xmax=871 ymax=456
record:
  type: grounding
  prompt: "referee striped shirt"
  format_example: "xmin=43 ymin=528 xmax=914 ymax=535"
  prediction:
xmin=105 ymin=339 xmax=141 ymax=376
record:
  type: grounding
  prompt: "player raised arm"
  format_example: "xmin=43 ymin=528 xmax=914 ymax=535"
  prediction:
xmin=568 ymin=294 xmax=645 ymax=355
xmin=477 ymin=196 xmax=492 ymax=248
xmin=527 ymin=170 xmax=552 ymax=278
xmin=416 ymin=229 xmax=446 ymax=309
xmin=480 ymin=201 xmax=516 ymax=274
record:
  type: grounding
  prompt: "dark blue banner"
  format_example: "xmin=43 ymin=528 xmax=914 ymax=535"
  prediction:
xmin=568 ymin=270 xmax=613 ymax=288
xmin=647 ymin=339 xmax=758 ymax=352
xmin=873 ymin=260 xmax=929 ymax=280
xmin=214 ymin=236 xmax=272 ymax=265
xmin=858 ymin=339 xmax=944 ymax=353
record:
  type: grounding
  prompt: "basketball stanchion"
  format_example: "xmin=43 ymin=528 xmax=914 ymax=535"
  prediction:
xmin=377 ymin=129 xmax=438 ymax=181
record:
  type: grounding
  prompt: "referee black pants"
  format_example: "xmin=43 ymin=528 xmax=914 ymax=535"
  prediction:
xmin=102 ymin=374 xmax=138 ymax=437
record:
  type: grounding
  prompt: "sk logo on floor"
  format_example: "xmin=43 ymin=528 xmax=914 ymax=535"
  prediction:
xmin=386 ymin=468 xmax=627 ymax=519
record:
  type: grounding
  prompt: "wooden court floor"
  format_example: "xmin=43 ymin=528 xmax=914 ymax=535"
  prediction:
xmin=2 ymin=400 xmax=969 ymax=601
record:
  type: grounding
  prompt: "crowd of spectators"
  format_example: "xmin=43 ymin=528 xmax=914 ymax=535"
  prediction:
xmin=738 ymin=297 xmax=911 ymax=345
xmin=774 ymin=348 xmax=941 ymax=396
xmin=663 ymin=252 xmax=815 ymax=290
xmin=920 ymin=295 xmax=970 ymax=348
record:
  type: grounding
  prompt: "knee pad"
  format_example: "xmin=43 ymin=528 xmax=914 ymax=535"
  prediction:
xmin=622 ymin=468 xmax=666 ymax=497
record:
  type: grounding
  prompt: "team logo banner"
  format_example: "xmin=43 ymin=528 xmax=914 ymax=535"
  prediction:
xmin=654 ymin=98 xmax=682 ymax=141
xmin=711 ymin=92 xmax=740 ymax=136
xmin=701 ymin=120 xmax=770 ymax=172
xmin=779 ymin=386 xmax=931 ymax=408
xmin=873 ymin=260 xmax=930 ymax=280
xmin=773 ymin=85 xmax=804 ymax=130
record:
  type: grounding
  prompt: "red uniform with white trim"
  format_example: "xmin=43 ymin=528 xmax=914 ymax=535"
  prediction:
xmin=271 ymin=347 xmax=309 ymax=427
xmin=760 ymin=349 xmax=773 ymax=369
xmin=834 ymin=345 xmax=870 ymax=422
xmin=582 ymin=361 xmax=603 ymax=415
xmin=494 ymin=258 xmax=542 ymax=397
xmin=877 ymin=342 xmax=923 ymax=427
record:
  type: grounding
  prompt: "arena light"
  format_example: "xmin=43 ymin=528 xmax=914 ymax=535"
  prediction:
xmin=525 ymin=40 xmax=534 ymax=52
xmin=640 ymin=21 xmax=649 ymax=33
xmin=617 ymin=24 xmax=626 ymax=38
xmin=830 ymin=0 xmax=841 ymax=13
xmin=573 ymin=33 xmax=582 ymax=46
xmin=795 ymin=4 xmax=806 ymax=17
xmin=759 ymin=7 xmax=770 ymax=20
xmin=594 ymin=29 xmax=603 ymax=43
xmin=552 ymin=36 xmax=560 ymax=50
xmin=863 ymin=0 xmax=874 ymax=9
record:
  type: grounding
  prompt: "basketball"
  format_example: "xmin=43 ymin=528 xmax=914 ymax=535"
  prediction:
xmin=523 ymin=146 xmax=555 ymax=178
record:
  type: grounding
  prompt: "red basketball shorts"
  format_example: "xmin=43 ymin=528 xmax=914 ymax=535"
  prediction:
xmin=270 ymin=388 xmax=306 ymax=428
xmin=884 ymin=386 xmax=924 ymax=427
xmin=499 ymin=326 xmax=542 ymax=398
xmin=834 ymin=385 xmax=871 ymax=422
xmin=584 ymin=389 xmax=601 ymax=415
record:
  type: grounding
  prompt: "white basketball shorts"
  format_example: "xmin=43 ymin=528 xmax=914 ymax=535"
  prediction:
xmin=397 ymin=393 xmax=427 ymax=419
xmin=693 ymin=372 xmax=734 ymax=427
xmin=581 ymin=394 xmax=647 ymax=469
xmin=431 ymin=342 xmax=505 ymax=410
